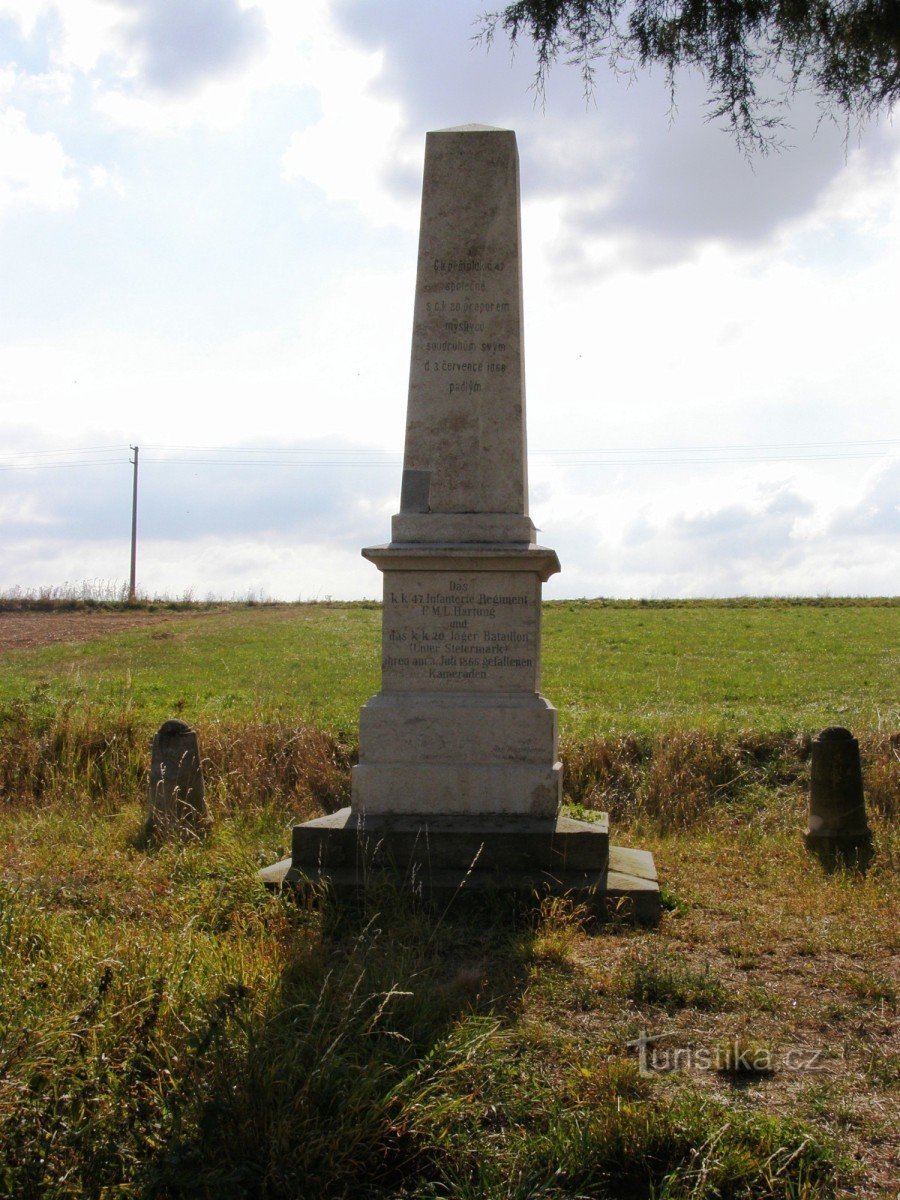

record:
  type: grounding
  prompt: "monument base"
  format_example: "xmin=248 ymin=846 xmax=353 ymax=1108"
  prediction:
xmin=259 ymin=807 xmax=660 ymax=924
xmin=354 ymin=692 xmax=562 ymax=816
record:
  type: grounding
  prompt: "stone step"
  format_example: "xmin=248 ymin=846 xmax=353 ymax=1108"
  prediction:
xmin=289 ymin=806 xmax=608 ymax=872
xmin=260 ymin=842 xmax=659 ymax=926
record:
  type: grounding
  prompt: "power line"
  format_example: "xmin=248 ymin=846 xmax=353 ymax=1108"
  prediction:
xmin=0 ymin=445 xmax=127 ymax=458
xmin=128 ymin=451 xmax=893 ymax=466
xmin=533 ymin=452 xmax=892 ymax=466
xmin=0 ymin=438 xmax=897 ymax=471
xmin=537 ymin=438 xmax=900 ymax=453
xmin=139 ymin=437 xmax=899 ymax=454
xmin=0 ymin=460 xmax=126 ymax=471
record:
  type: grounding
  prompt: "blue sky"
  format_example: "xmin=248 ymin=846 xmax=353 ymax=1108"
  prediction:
xmin=1 ymin=0 xmax=898 ymax=599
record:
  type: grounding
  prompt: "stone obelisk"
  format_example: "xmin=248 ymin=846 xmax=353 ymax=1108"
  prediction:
xmin=263 ymin=126 xmax=659 ymax=920
xmin=353 ymin=126 xmax=561 ymax=817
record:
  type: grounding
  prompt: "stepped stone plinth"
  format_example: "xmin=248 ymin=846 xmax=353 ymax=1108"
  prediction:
xmin=262 ymin=127 xmax=659 ymax=922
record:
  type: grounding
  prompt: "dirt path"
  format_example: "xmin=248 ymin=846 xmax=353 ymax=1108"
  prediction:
xmin=0 ymin=609 xmax=211 ymax=654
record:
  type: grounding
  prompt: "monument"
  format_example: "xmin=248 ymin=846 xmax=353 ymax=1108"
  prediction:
xmin=263 ymin=126 xmax=659 ymax=920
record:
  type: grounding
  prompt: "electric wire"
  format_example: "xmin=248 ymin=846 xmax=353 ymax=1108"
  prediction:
xmin=1 ymin=438 xmax=897 ymax=471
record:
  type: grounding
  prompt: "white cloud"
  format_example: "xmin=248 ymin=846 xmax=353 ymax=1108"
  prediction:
xmin=0 ymin=105 xmax=78 ymax=211
xmin=535 ymin=453 xmax=900 ymax=598
xmin=828 ymin=457 xmax=900 ymax=538
xmin=0 ymin=253 xmax=415 ymax=445
xmin=47 ymin=0 xmax=123 ymax=75
xmin=330 ymin=0 xmax=900 ymax=268
xmin=0 ymin=491 xmax=53 ymax=526
xmin=0 ymin=1 xmax=898 ymax=599
xmin=278 ymin=9 xmax=418 ymax=228
xmin=2 ymin=0 xmax=277 ymax=133
xmin=0 ymin=0 xmax=49 ymax=39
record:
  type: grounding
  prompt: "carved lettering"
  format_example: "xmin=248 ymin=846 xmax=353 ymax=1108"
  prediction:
xmin=381 ymin=571 xmax=539 ymax=692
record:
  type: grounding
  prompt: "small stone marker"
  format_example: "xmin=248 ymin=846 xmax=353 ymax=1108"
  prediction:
xmin=805 ymin=726 xmax=872 ymax=869
xmin=147 ymin=719 xmax=211 ymax=841
xmin=261 ymin=126 xmax=659 ymax=921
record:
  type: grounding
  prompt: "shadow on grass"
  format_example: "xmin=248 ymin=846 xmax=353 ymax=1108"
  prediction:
xmin=141 ymin=885 xmax=539 ymax=1199
xmin=0 ymin=863 xmax=842 ymax=1200
xmin=138 ymin=883 xmax=839 ymax=1200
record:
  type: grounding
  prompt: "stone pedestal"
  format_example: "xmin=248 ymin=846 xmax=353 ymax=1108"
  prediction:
xmin=263 ymin=126 xmax=658 ymax=922
xmin=352 ymin=544 xmax=562 ymax=816
xmin=261 ymin=820 xmax=659 ymax=924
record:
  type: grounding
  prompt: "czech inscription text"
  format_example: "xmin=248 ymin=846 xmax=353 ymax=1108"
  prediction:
xmin=418 ymin=258 xmax=513 ymax=395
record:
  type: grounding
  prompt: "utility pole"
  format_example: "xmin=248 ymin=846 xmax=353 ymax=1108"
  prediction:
xmin=129 ymin=445 xmax=139 ymax=603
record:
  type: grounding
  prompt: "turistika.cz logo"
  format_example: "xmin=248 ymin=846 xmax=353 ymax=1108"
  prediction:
xmin=625 ymin=1031 xmax=826 ymax=1077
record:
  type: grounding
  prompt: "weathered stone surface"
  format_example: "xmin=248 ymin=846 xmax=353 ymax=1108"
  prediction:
xmin=398 ymin=125 xmax=529 ymax=535
xmin=379 ymin=569 xmax=540 ymax=693
xmin=392 ymin=512 xmax=535 ymax=544
xmin=358 ymin=693 xmax=557 ymax=765
xmin=260 ymin=840 xmax=660 ymax=925
xmin=352 ymin=761 xmax=561 ymax=816
xmin=352 ymin=551 xmax=562 ymax=813
xmin=288 ymin=807 xmax=608 ymax=872
xmin=147 ymin=719 xmax=210 ymax=841
xmin=364 ymin=543 xmax=560 ymax=579
xmin=805 ymin=726 xmax=872 ymax=869
xmin=351 ymin=126 xmax=561 ymax=819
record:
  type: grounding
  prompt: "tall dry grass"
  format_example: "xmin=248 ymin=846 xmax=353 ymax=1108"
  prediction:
xmin=861 ymin=731 xmax=899 ymax=819
xmin=561 ymin=729 xmax=896 ymax=831
xmin=1 ymin=700 xmax=895 ymax=834
xmin=2 ymin=702 xmax=885 ymax=1196
xmin=0 ymin=702 xmax=351 ymax=823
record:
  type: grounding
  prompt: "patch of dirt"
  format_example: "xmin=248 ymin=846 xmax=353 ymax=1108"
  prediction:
xmin=0 ymin=609 xmax=209 ymax=653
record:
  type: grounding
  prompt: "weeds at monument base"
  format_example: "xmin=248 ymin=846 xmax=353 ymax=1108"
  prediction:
xmin=2 ymin=700 xmax=895 ymax=828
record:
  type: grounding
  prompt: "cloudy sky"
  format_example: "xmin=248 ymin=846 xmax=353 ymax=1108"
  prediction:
xmin=1 ymin=0 xmax=898 ymax=600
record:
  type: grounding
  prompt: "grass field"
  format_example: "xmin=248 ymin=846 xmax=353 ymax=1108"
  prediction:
xmin=0 ymin=599 xmax=897 ymax=1198
xmin=2 ymin=598 xmax=897 ymax=736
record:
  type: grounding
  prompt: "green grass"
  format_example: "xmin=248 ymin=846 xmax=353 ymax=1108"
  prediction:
xmin=621 ymin=948 xmax=730 ymax=1012
xmin=2 ymin=598 xmax=896 ymax=737
xmin=0 ymin=598 xmax=897 ymax=1197
xmin=1 ymin=603 xmax=382 ymax=733
xmin=544 ymin=598 xmax=899 ymax=737
xmin=0 ymin=810 xmax=865 ymax=1199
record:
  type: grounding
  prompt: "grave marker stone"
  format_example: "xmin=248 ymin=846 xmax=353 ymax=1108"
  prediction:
xmin=805 ymin=726 xmax=873 ymax=870
xmin=147 ymin=719 xmax=210 ymax=841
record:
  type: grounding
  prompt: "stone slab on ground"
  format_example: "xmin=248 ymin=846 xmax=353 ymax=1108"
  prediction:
xmin=259 ymin=841 xmax=659 ymax=926
xmin=288 ymin=806 xmax=609 ymax=872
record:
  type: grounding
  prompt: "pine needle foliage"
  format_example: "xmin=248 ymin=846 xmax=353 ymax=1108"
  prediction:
xmin=481 ymin=0 xmax=900 ymax=148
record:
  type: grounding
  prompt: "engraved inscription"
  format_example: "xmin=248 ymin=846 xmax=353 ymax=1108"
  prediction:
xmin=381 ymin=571 xmax=540 ymax=692
xmin=421 ymin=286 xmax=513 ymax=394
xmin=399 ymin=129 xmax=529 ymax=517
